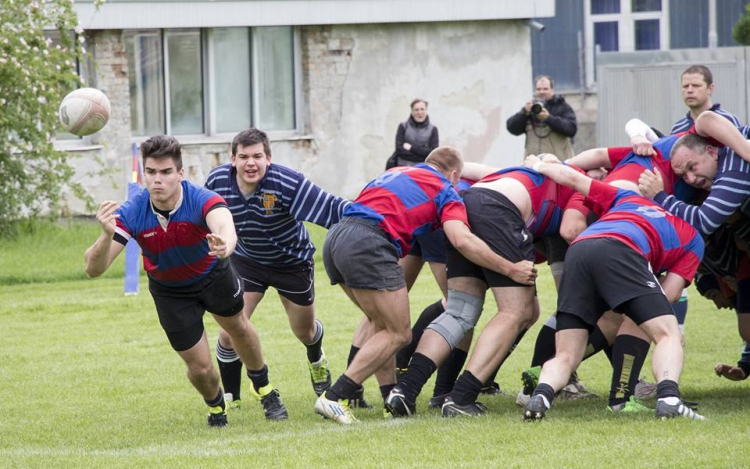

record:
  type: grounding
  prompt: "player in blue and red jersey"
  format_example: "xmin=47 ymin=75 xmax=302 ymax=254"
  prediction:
xmin=84 ymin=135 xmax=257 ymax=428
xmin=521 ymin=156 xmax=706 ymax=421
xmin=314 ymin=147 xmax=537 ymax=424
xmin=385 ymin=162 xmax=591 ymax=418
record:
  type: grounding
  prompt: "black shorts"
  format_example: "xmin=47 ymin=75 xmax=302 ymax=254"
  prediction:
xmin=445 ymin=188 xmax=535 ymax=288
xmin=557 ymin=238 xmax=671 ymax=328
xmin=533 ymin=235 xmax=568 ymax=265
xmin=149 ymin=259 xmax=244 ymax=351
xmin=323 ymin=217 xmax=406 ymax=291
xmin=409 ymin=228 xmax=447 ymax=264
xmin=231 ymin=254 xmax=314 ymax=306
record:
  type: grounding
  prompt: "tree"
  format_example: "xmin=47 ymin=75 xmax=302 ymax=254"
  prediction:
xmin=0 ymin=0 xmax=87 ymax=237
xmin=732 ymin=3 xmax=750 ymax=45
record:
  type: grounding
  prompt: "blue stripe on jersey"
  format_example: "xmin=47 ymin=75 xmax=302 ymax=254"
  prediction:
xmin=581 ymin=219 xmax=652 ymax=255
xmin=205 ymin=163 xmax=350 ymax=265
xmin=670 ymin=104 xmax=742 ymax=134
xmin=364 ymin=170 xmax=431 ymax=209
xmin=493 ymin=166 xmax=546 ymax=186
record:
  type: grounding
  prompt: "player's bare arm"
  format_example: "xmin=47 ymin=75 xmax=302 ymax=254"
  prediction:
xmin=205 ymin=206 xmax=237 ymax=259
xmin=524 ymin=155 xmax=593 ymax=196
xmin=658 ymin=272 xmax=689 ymax=304
xmin=566 ymin=147 xmax=612 ymax=170
xmin=695 ymin=111 xmax=750 ymax=161
xmin=84 ymin=200 xmax=125 ymax=277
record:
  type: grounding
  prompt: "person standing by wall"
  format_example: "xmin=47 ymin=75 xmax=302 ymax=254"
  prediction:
xmin=389 ymin=99 xmax=439 ymax=168
xmin=506 ymin=75 xmax=577 ymax=160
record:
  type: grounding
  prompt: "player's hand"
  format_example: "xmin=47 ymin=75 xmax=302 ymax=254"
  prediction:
xmin=587 ymin=167 xmax=609 ymax=181
xmin=631 ymin=135 xmax=655 ymax=156
xmin=638 ymin=168 xmax=664 ymax=198
xmin=96 ymin=201 xmax=120 ymax=237
xmin=508 ymin=260 xmax=537 ymax=286
xmin=714 ymin=363 xmax=747 ymax=381
xmin=524 ymin=154 xmax=541 ymax=169
xmin=206 ymin=233 xmax=228 ymax=259
xmin=524 ymin=101 xmax=533 ymax=114
xmin=538 ymin=108 xmax=550 ymax=121
xmin=539 ymin=153 xmax=562 ymax=164
xmin=403 ymin=142 xmax=412 ymax=151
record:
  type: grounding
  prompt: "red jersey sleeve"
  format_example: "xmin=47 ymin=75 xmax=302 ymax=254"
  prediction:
xmin=439 ymin=200 xmax=470 ymax=227
xmin=607 ymin=147 xmax=632 ymax=168
xmin=563 ymin=191 xmax=590 ymax=217
xmin=668 ymin=252 xmax=701 ymax=285
xmin=586 ymin=180 xmax=619 ymax=214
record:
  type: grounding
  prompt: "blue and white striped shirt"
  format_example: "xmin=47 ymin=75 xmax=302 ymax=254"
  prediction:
xmin=654 ymin=126 xmax=750 ymax=237
xmin=205 ymin=163 xmax=350 ymax=265
xmin=670 ymin=103 xmax=742 ymax=134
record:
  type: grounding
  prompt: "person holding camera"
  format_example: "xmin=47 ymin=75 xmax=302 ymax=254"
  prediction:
xmin=507 ymin=76 xmax=577 ymax=160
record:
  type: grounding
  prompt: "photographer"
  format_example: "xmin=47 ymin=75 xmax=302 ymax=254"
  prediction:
xmin=507 ymin=75 xmax=577 ymax=160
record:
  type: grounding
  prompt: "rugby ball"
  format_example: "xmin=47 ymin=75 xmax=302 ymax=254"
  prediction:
xmin=58 ymin=88 xmax=111 ymax=136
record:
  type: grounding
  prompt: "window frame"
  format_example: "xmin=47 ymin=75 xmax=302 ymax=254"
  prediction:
xmin=127 ymin=26 xmax=301 ymax=140
xmin=584 ymin=0 xmax=670 ymax=87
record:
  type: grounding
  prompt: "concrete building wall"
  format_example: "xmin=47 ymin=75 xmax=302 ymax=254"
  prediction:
xmin=63 ymin=19 xmax=533 ymax=211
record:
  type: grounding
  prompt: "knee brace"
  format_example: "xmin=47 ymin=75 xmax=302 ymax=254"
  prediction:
xmin=426 ymin=289 xmax=484 ymax=349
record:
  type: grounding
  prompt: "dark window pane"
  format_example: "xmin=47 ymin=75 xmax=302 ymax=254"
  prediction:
xmin=635 ymin=19 xmax=660 ymax=50
xmin=594 ymin=21 xmax=619 ymax=51
xmin=253 ymin=27 xmax=295 ymax=131
xmin=591 ymin=0 xmax=620 ymax=14
xmin=632 ymin=0 xmax=662 ymax=12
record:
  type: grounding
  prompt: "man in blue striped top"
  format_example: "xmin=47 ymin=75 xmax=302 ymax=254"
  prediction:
xmin=204 ymin=128 xmax=350 ymax=420
xmin=668 ymin=64 xmax=743 ymax=337
xmin=670 ymin=65 xmax=742 ymax=134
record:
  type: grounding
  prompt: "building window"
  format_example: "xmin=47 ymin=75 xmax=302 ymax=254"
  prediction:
xmin=125 ymin=26 xmax=297 ymax=137
xmin=585 ymin=0 xmax=669 ymax=85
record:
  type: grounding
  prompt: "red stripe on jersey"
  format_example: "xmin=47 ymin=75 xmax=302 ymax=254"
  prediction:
xmin=145 ymin=255 xmax=216 ymax=283
xmin=137 ymin=221 xmax=211 ymax=255
xmin=202 ymin=195 xmax=227 ymax=219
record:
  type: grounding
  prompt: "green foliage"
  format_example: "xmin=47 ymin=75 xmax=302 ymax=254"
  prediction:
xmin=1 ymin=222 xmax=750 ymax=467
xmin=0 ymin=0 xmax=85 ymax=237
xmin=732 ymin=3 xmax=750 ymax=45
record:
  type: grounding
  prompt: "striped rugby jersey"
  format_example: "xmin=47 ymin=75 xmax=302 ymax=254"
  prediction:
xmin=577 ymin=181 xmax=704 ymax=283
xmin=670 ymin=103 xmax=742 ymax=134
xmin=115 ymin=181 xmax=226 ymax=287
xmin=205 ymin=163 xmax=350 ymax=266
xmin=477 ymin=166 xmax=588 ymax=238
xmin=343 ymin=163 xmax=469 ymax=258
xmin=654 ymin=125 xmax=750 ymax=237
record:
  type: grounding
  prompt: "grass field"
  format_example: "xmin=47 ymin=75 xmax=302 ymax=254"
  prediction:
xmin=1 ymin=220 xmax=748 ymax=468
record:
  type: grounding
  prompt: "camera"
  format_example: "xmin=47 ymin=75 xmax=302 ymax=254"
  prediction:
xmin=531 ymin=100 xmax=546 ymax=115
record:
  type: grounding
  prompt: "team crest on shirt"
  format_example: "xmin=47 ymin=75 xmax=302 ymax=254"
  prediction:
xmin=636 ymin=205 xmax=666 ymax=219
xmin=262 ymin=193 xmax=278 ymax=214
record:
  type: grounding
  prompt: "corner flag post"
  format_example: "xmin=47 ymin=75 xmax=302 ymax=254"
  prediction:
xmin=124 ymin=142 xmax=141 ymax=295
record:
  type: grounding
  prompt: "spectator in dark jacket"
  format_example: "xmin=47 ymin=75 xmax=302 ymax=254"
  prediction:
xmin=393 ymin=99 xmax=439 ymax=167
xmin=507 ymin=76 xmax=577 ymax=160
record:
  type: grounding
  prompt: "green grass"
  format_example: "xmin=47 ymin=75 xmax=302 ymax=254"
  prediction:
xmin=1 ymin=221 xmax=748 ymax=468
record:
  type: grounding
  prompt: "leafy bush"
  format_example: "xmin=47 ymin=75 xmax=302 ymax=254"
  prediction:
xmin=732 ymin=3 xmax=750 ymax=45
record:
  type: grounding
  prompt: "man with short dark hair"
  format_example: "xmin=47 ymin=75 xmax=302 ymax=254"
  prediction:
xmin=671 ymin=65 xmax=742 ymax=134
xmin=84 ymin=135 xmax=254 ymax=427
xmin=315 ymin=146 xmax=537 ymax=424
xmin=507 ymin=75 xmax=577 ymax=160
xmin=204 ymin=127 xmax=350 ymax=420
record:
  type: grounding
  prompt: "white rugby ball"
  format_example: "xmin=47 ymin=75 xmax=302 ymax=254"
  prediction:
xmin=58 ymin=88 xmax=111 ymax=136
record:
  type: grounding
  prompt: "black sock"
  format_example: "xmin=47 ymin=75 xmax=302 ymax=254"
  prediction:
xmin=305 ymin=319 xmax=324 ymax=363
xmin=608 ymin=335 xmax=650 ymax=406
xmin=531 ymin=324 xmax=557 ymax=367
xmin=325 ymin=374 xmax=360 ymax=401
xmin=603 ymin=344 xmax=615 ymax=366
xmin=433 ymin=348 xmax=467 ymax=397
xmin=216 ymin=342 xmax=243 ymax=400
xmin=205 ymin=388 xmax=226 ymax=411
xmin=246 ymin=364 xmax=270 ymax=394
xmin=583 ymin=326 xmax=611 ymax=360
xmin=399 ymin=353 xmax=438 ymax=403
xmin=532 ymin=383 xmax=555 ymax=407
xmin=379 ymin=384 xmax=395 ymax=401
xmin=450 ymin=370 xmax=483 ymax=406
xmin=347 ymin=345 xmax=360 ymax=367
xmin=656 ymin=379 xmax=681 ymax=400
xmin=484 ymin=328 xmax=528 ymax=387
xmin=396 ymin=300 xmax=445 ymax=369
